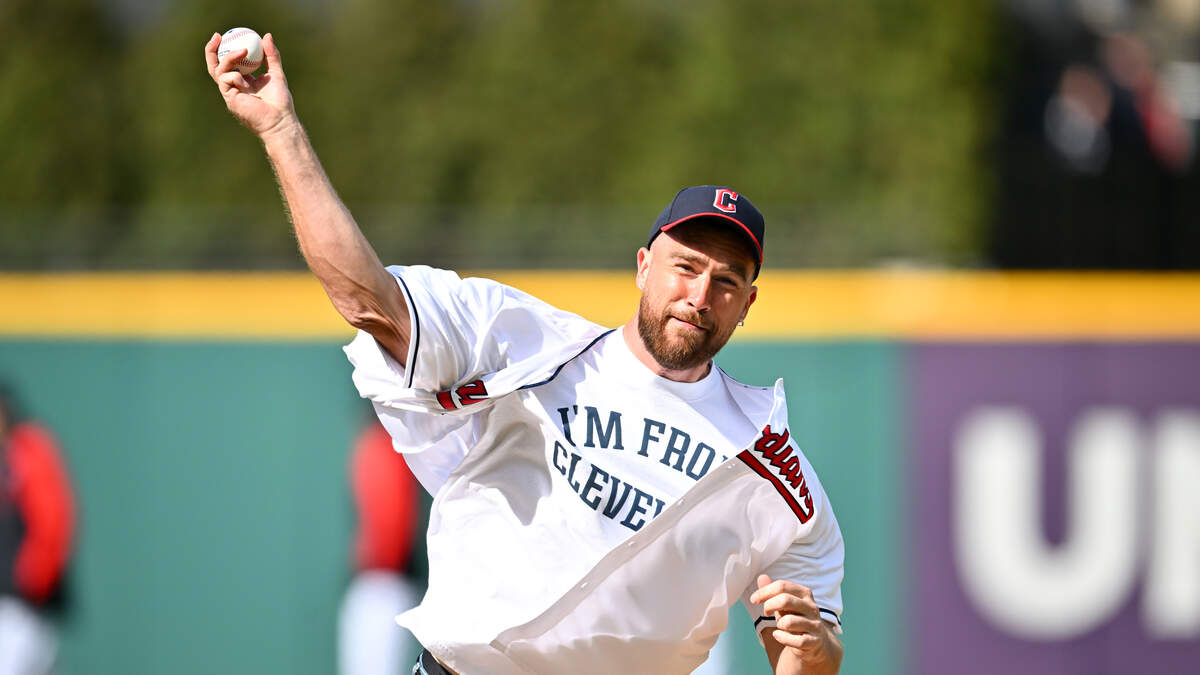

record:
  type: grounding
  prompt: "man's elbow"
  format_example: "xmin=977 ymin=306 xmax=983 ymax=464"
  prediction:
xmin=343 ymin=304 xmax=386 ymax=332
xmin=327 ymin=275 xmax=407 ymax=335
xmin=332 ymin=291 xmax=390 ymax=331
xmin=345 ymin=308 xmax=409 ymax=362
xmin=345 ymin=306 xmax=395 ymax=339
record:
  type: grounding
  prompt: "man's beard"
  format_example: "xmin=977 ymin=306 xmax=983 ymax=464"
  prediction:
xmin=636 ymin=295 xmax=735 ymax=372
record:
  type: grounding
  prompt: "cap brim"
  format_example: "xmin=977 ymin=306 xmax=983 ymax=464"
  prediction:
xmin=659 ymin=213 xmax=763 ymax=264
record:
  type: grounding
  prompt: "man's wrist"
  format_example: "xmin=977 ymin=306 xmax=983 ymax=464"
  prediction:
xmin=778 ymin=650 xmax=838 ymax=675
xmin=259 ymin=114 xmax=305 ymax=155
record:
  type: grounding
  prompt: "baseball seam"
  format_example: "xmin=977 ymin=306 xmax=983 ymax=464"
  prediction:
xmin=219 ymin=29 xmax=261 ymax=68
xmin=223 ymin=29 xmax=255 ymax=41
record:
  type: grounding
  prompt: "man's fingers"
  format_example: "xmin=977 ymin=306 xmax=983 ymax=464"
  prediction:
xmin=751 ymin=579 xmax=790 ymax=604
xmin=762 ymin=592 xmax=819 ymax=619
xmin=777 ymin=613 xmax=823 ymax=635
xmin=751 ymin=578 xmax=809 ymax=604
xmin=218 ymin=70 xmax=250 ymax=92
xmin=204 ymin=33 xmax=221 ymax=77
xmin=772 ymin=629 xmax=820 ymax=652
xmin=749 ymin=575 xmax=775 ymax=604
xmin=263 ymin=33 xmax=284 ymax=73
xmin=262 ymin=34 xmax=288 ymax=87
xmin=215 ymin=47 xmax=249 ymax=76
xmin=751 ymin=579 xmax=814 ymax=606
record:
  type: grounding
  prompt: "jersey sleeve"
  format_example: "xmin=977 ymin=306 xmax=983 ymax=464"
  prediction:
xmin=342 ymin=265 xmax=606 ymax=494
xmin=383 ymin=264 xmax=508 ymax=393
xmin=740 ymin=466 xmax=845 ymax=642
xmin=347 ymin=265 xmax=603 ymax=397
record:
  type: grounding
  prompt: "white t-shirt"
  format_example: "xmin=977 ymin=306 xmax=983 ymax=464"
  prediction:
xmin=344 ymin=265 xmax=844 ymax=675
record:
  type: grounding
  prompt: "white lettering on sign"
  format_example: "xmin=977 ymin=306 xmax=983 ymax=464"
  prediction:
xmin=953 ymin=407 xmax=1142 ymax=640
xmin=1144 ymin=411 xmax=1200 ymax=638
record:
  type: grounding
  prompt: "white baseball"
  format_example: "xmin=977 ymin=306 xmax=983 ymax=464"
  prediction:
xmin=218 ymin=27 xmax=263 ymax=76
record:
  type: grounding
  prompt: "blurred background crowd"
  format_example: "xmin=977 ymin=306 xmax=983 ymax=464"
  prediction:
xmin=2 ymin=1 xmax=1199 ymax=674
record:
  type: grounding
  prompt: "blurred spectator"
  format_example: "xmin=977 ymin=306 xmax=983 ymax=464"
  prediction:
xmin=338 ymin=420 xmax=423 ymax=675
xmin=0 ymin=385 xmax=75 ymax=675
xmin=991 ymin=0 xmax=1200 ymax=268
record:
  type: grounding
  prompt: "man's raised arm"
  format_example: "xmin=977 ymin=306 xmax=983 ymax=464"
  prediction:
xmin=204 ymin=32 xmax=410 ymax=362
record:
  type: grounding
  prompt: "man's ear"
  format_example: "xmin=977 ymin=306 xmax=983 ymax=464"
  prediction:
xmin=635 ymin=247 xmax=651 ymax=291
xmin=741 ymin=285 xmax=758 ymax=322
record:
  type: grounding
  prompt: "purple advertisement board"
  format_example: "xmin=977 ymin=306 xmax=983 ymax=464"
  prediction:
xmin=911 ymin=343 xmax=1200 ymax=675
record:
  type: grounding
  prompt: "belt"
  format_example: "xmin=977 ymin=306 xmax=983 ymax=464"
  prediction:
xmin=412 ymin=648 xmax=456 ymax=675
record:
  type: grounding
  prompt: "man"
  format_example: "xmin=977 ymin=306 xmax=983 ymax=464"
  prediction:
xmin=0 ymin=386 xmax=75 ymax=675
xmin=205 ymin=32 xmax=844 ymax=675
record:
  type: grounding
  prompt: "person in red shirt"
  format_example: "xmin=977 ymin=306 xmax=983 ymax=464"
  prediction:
xmin=338 ymin=418 xmax=424 ymax=675
xmin=0 ymin=385 xmax=75 ymax=675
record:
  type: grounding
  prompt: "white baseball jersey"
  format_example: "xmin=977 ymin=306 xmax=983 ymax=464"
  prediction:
xmin=344 ymin=265 xmax=844 ymax=675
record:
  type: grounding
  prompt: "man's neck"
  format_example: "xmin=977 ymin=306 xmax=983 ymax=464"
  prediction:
xmin=620 ymin=320 xmax=712 ymax=383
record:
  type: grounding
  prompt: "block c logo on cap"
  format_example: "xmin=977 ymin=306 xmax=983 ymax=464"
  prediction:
xmin=714 ymin=189 xmax=739 ymax=213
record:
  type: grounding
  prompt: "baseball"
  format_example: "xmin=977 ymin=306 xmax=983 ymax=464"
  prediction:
xmin=218 ymin=27 xmax=263 ymax=75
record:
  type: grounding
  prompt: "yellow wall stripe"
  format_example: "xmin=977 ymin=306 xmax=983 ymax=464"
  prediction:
xmin=1 ymin=271 xmax=1199 ymax=340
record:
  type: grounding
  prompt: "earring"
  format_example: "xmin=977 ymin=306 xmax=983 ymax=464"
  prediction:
xmin=738 ymin=320 xmax=745 ymax=327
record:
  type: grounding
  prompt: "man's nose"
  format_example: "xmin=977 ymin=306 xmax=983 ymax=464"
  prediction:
xmin=686 ymin=275 xmax=713 ymax=312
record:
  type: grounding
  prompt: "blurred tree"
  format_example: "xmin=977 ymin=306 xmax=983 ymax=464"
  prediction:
xmin=0 ymin=0 xmax=129 ymax=267
xmin=0 ymin=0 xmax=1002 ymax=270
xmin=110 ymin=0 xmax=315 ymax=268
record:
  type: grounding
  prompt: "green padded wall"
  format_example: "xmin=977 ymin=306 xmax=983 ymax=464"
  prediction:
xmin=0 ymin=338 xmax=899 ymax=674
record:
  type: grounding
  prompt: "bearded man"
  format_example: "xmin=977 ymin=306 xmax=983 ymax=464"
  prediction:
xmin=206 ymin=32 xmax=845 ymax=675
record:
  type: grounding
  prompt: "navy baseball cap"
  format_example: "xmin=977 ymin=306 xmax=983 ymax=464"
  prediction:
xmin=647 ymin=186 xmax=765 ymax=277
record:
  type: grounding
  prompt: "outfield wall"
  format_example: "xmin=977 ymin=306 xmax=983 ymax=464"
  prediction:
xmin=1 ymin=272 xmax=1198 ymax=675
